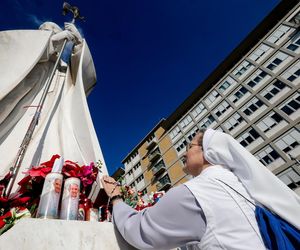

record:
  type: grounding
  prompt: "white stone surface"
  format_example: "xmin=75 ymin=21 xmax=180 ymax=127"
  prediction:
xmin=0 ymin=28 xmax=108 ymax=196
xmin=0 ymin=218 xmax=137 ymax=250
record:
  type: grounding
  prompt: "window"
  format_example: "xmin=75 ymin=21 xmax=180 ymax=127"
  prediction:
xmin=265 ymin=52 xmax=289 ymax=71
xmin=247 ymin=70 xmax=270 ymax=89
xmin=204 ymin=90 xmax=221 ymax=106
xmin=152 ymin=160 xmax=166 ymax=176
xmin=233 ymin=60 xmax=254 ymax=78
xmin=169 ymin=126 xmax=181 ymax=140
xmin=199 ymin=115 xmax=216 ymax=128
xmin=158 ymin=174 xmax=171 ymax=186
xmin=286 ymin=32 xmax=300 ymax=52
xmin=242 ymin=97 xmax=265 ymax=116
xmin=266 ymin=25 xmax=293 ymax=45
xmin=275 ymin=129 xmax=300 ymax=154
xmin=128 ymin=151 xmax=138 ymax=162
xmin=128 ymin=169 xmax=133 ymax=176
xmin=147 ymin=134 xmax=155 ymax=143
xmin=223 ymin=113 xmax=244 ymax=131
xmin=133 ymin=162 xmax=141 ymax=171
xmin=256 ymin=111 xmax=284 ymax=133
xmin=129 ymin=182 xmax=135 ymax=188
xmin=229 ymin=86 xmax=249 ymax=103
xmin=186 ymin=126 xmax=199 ymax=141
xmin=255 ymin=146 xmax=281 ymax=166
xmin=277 ymin=167 xmax=300 ymax=190
xmin=288 ymin=11 xmax=300 ymax=25
xmin=237 ymin=128 xmax=260 ymax=147
xmin=175 ymin=138 xmax=187 ymax=153
xmin=260 ymin=80 xmax=289 ymax=101
xmin=191 ymin=103 xmax=206 ymax=119
xmin=149 ymin=147 xmax=160 ymax=157
xmin=280 ymin=92 xmax=300 ymax=116
xmin=136 ymin=174 xmax=144 ymax=183
xmin=218 ymin=76 xmax=237 ymax=93
xmin=216 ymin=126 xmax=224 ymax=132
xmin=281 ymin=61 xmax=300 ymax=83
xmin=249 ymin=44 xmax=272 ymax=62
xmin=213 ymin=101 xmax=231 ymax=117
xmin=179 ymin=115 xmax=193 ymax=130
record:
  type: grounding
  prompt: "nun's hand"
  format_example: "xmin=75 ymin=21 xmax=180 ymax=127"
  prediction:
xmin=101 ymin=175 xmax=121 ymax=198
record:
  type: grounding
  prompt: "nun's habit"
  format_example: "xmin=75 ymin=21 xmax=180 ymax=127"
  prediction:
xmin=203 ymin=128 xmax=300 ymax=230
xmin=112 ymin=129 xmax=300 ymax=249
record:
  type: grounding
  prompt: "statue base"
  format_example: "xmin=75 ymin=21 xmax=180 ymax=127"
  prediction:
xmin=0 ymin=218 xmax=137 ymax=250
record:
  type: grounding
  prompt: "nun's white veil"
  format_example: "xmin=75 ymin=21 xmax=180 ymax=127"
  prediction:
xmin=203 ymin=128 xmax=300 ymax=230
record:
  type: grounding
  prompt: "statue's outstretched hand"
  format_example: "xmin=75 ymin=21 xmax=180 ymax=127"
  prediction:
xmin=64 ymin=22 xmax=82 ymax=45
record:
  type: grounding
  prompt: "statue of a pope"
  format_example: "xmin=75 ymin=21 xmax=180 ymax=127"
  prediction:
xmin=0 ymin=21 xmax=107 ymax=197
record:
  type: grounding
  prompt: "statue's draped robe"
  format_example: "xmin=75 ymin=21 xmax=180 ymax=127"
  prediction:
xmin=0 ymin=29 xmax=107 ymax=197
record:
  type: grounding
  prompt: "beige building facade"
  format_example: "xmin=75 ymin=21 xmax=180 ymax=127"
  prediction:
xmin=122 ymin=0 xmax=300 ymax=195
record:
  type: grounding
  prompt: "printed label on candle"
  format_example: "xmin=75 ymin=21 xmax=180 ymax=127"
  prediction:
xmin=60 ymin=177 xmax=80 ymax=220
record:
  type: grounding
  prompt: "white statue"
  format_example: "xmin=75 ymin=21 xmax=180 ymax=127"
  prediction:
xmin=0 ymin=21 xmax=107 ymax=197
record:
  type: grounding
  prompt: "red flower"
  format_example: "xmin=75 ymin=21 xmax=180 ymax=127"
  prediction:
xmin=0 ymin=197 xmax=9 ymax=208
xmin=0 ymin=220 xmax=5 ymax=229
xmin=40 ymin=154 xmax=60 ymax=168
xmin=0 ymin=210 xmax=12 ymax=229
xmin=23 ymin=154 xmax=60 ymax=178
xmin=62 ymin=160 xmax=81 ymax=177
xmin=0 ymin=211 xmax=12 ymax=220
xmin=24 ymin=166 xmax=52 ymax=178
xmin=10 ymin=197 xmax=31 ymax=207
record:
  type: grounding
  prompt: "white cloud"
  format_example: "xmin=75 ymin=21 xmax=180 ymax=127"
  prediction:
xmin=26 ymin=14 xmax=45 ymax=27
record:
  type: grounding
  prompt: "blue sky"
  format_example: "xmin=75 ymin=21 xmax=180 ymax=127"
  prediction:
xmin=1 ymin=0 xmax=281 ymax=174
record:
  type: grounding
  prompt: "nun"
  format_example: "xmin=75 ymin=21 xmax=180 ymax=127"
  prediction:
xmin=101 ymin=129 xmax=300 ymax=250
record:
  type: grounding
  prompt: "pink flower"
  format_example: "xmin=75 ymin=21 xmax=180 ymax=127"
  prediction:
xmin=80 ymin=164 xmax=93 ymax=177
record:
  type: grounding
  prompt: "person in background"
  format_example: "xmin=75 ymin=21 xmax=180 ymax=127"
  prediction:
xmin=101 ymin=128 xmax=300 ymax=250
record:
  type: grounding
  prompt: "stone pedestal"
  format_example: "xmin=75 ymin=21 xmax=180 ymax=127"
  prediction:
xmin=0 ymin=218 xmax=137 ymax=250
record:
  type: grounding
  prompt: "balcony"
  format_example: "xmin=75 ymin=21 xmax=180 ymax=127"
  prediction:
xmin=148 ymin=148 xmax=161 ymax=163
xmin=152 ymin=161 xmax=166 ymax=176
xmin=156 ymin=175 xmax=171 ymax=191
xmin=146 ymin=139 xmax=157 ymax=151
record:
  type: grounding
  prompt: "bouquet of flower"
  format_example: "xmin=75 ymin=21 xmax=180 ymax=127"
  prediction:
xmin=0 ymin=154 xmax=101 ymax=235
xmin=120 ymin=185 xmax=165 ymax=211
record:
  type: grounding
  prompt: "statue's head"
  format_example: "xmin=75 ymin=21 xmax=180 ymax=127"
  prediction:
xmin=39 ymin=22 xmax=62 ymax=34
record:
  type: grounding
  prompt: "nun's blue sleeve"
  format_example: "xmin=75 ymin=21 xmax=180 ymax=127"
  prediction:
xmin=113 ymin=185 xmax=206 ymax=250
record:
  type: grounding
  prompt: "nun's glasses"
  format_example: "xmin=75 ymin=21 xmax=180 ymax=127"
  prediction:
xmin=186 ymin=143 xmax=201 ymax=152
